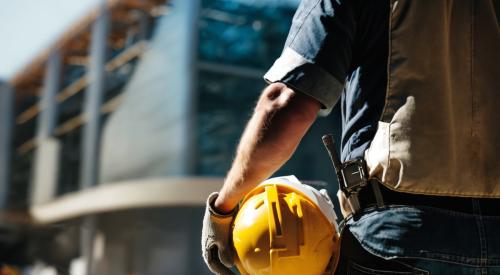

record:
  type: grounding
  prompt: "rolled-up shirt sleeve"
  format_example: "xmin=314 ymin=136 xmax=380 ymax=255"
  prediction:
xmin=264 ymin=0 xmax=356 ymax=116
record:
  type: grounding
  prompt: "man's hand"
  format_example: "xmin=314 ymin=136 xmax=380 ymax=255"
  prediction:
xmin=214 ymin=83 xmax=322 ymax=212
xmin=201 ymin=192 xmax=237 ymax=275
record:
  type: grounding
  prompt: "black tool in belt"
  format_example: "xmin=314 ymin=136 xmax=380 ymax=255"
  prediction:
xmin=322 ymin=134 xmax=384 ymax=215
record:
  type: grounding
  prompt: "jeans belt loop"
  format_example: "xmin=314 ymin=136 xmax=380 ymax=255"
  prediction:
xmin=370 ymin=179 xmax=385 ymax=208
xmin=347 ymin=193 xmax=361 ymax=214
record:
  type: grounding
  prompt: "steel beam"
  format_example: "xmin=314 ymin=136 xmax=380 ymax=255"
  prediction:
xmin=37 ymin=51 xmax=62 ymax=139
xmin=0 ymin=81 xmax=13 ymax=209
xmin=80 ymin=3 xmax=110 ymax=189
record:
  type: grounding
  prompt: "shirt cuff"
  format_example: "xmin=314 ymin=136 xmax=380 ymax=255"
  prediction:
xmin=264 ymin=47 xmax=344 ymax=116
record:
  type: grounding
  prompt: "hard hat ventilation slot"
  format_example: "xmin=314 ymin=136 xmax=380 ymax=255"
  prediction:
xmin=271 ymin=202 xmax=283 ymax=236
xmin=254 ymin=198 xmax=264 ymax=209
xmin=293 ymin=204 xmax=305 ymax=246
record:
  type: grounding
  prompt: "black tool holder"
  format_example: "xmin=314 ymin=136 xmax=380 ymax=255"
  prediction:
xmin=322 ymin=134 xmax=384 ymax=214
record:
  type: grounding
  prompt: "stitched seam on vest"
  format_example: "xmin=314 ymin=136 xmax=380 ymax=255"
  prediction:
xmin=380 ymin=0 xmax=395 ymax=123
xmin=470 ymin=0 xmax=475 ymax=139
xmin=379 ymin=1 xmax=395 ymax=185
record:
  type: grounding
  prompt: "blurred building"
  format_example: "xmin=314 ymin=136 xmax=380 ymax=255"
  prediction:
xmin=0 ymin=0 xmax=341 ymax=274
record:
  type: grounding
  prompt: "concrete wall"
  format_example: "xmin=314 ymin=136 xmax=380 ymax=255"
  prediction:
xmin=100 ymin=0 xmax=199 ymax=183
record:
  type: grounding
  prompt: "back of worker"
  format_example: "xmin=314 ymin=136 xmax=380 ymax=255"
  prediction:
xmin=266 ymin=0 xmax=500 ymax=199
xmin=201 ymin=0 xmax=500 ymax=274
xmin=265 ymin=0 xmax=500 ymax=273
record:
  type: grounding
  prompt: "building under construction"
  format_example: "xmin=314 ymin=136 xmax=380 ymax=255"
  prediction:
xmin=0 ymin=0 xmax=341 ymax=274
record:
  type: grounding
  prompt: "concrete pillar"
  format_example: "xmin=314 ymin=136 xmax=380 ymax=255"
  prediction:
xmin=38 ymin=51 xmax=62 ymax=140
xmin=81 ymin=215 xmax=98 ymax=275
xmin=80 ymin=2 xmax=109 ymax=189
xmin=30 ymin=50 xmax=62 ymax=205
xmin=80 ymin=3 xmax=109 ymax=275
xmin=0 ymin=81 xmax=13 ymax=209
xmin=184 ymin=0 xmax=200 ymax=175
xmin=99 ymin=0 xmax=200 ymax=182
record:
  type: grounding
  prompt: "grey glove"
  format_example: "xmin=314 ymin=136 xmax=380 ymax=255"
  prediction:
xmin=201 ymin=192 xmax=237 ymax=275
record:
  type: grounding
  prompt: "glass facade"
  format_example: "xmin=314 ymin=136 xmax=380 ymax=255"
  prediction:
xmin=198 ymin=0 xmax=295 ymax=68
xmin=196 ymin=0 xmax=342 ymax=194
xmin=197 ymin=1 xmax=295 ymax=176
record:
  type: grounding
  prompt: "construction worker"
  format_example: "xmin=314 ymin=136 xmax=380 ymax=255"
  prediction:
xmin=202 ymin=0 xmax=500 ymax=274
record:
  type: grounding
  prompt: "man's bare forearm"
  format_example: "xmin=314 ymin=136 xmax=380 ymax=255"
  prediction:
xmin=214 ymin=83 xmax=321 ymax=212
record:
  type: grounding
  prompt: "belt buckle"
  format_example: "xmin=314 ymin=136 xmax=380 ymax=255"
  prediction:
xmin=341 ymin=159 xmax=368 ymax=194
xmin=340 ymin=159 xmax=369 ymax=215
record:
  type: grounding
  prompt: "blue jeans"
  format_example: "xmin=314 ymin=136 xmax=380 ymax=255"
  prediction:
xmin=335 ymin=201 xmax=500 ymax=274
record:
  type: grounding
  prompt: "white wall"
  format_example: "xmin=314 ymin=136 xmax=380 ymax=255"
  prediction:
xmin=100 ymin=0 xmax=199 ymax=183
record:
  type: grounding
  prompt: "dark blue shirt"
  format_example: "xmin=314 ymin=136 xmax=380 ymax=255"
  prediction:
xmin=264 ymin=0 xmax=389 ymax=162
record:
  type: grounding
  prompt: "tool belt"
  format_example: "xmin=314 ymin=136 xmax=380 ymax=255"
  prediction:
xmin=357 ymin=180 xmax=500 ymax=216
xmin=322 ymin=134 xmax=500 ymax=217
xmin=337 ymin=158 xmax=500 ymax=217
xmin=339 ymin=158 xmax=500 ymax=216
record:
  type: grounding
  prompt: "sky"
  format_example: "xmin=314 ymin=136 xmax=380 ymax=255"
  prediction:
xmin=0 ymin=0 xmax=102 ymax=81
xmin=0 ymin=0 xmax=300 ymax=82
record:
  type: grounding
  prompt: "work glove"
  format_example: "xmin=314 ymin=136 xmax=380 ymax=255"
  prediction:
xmin=337 ymin=190 xmax=353 ymax=218
xmin=319 ymin=188 xmax=335 ymax=209
xmin=201 ymin=192 xmax=237 ymax=275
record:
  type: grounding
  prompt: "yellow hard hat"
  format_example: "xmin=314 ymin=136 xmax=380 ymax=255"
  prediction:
xmin=232 ymin=176 xmax=340 ymax=275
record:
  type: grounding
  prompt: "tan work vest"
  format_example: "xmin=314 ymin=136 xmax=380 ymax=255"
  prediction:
xmin=365 ymin=0 xmax=500 ymax=197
